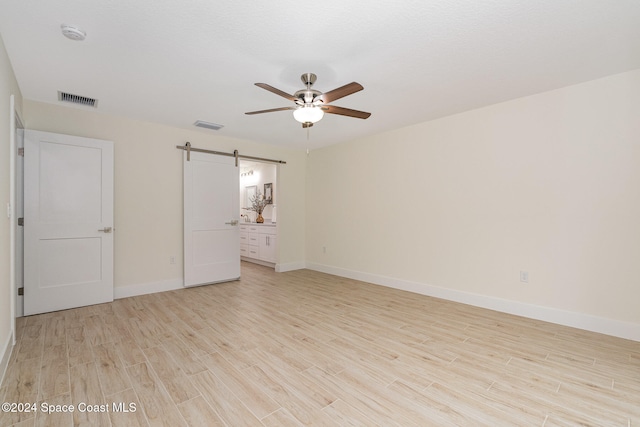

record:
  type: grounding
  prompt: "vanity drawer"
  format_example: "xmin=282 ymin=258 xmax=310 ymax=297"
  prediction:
xmin=260 ymin=226 xmax=276 ymax=235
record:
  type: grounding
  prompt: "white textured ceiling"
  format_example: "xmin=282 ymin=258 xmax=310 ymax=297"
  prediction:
xmin=1 ymin=0 xmax=639 ymax=150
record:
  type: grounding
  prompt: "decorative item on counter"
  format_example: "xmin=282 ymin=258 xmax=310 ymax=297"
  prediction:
xmin=243 ymin=191 xmax=269 ymax=223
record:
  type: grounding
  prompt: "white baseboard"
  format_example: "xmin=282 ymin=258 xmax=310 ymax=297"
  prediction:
xmin=114 ymin=278 xmax=184 ymax=299
xmin=1 ymin=331 xmax=14 ymax=387
xmin=113 ymin=262 xmax=309 ymax=300
xmin=111 ymin=263 xmax=640 ymax=341
xmin=306 ymin=262 xmax=640 ymax=342
xmin=16 ymin=295 xmax=23 ymax=318
xmin=276 ymin=261 xmax=307 ymax=273
xmin=241 ymin=257 xmax=276 ymax=269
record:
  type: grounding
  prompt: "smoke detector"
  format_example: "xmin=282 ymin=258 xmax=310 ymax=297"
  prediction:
xmin=61 ymin=25 xmax=86 ymax=41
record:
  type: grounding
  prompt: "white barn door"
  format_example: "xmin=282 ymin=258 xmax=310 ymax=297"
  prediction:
xmin=24 ymin=130 xmax=114 ymax=315
xmin=183 ymin=151 xmax=240 ymax=287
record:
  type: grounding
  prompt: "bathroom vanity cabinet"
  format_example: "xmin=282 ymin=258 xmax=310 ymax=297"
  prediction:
xmin=239 ymin=223 xmax=277 ymax=265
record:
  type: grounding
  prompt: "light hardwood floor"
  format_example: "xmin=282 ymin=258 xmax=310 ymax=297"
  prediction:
xmin=1 ymin=262 xmax=639 ymax=426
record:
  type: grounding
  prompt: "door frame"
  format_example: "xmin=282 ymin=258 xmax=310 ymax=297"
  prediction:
xmin=238 ymin=159 xmax=280 ymax=268
xmin=14 ymin=106 xmax=24 ymax=321
xmin=9 ymin=95 xmax=23 ymax=344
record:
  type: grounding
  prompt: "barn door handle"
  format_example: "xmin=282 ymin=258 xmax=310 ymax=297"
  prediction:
xmin=225 ymin=220 xmax=238 ymax=226
xmin=98 ymin=227 xmax=112 ymax=233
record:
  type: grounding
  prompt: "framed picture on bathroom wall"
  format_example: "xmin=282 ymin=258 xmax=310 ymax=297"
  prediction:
xmin=264 ymin=183 xmax=273 ymax=204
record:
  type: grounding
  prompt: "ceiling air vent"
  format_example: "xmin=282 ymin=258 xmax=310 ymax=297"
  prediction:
xmin=57 ymin=91 xmax=98 ymax=108
xmin=194 ymin=120 xmax=224 ymax=131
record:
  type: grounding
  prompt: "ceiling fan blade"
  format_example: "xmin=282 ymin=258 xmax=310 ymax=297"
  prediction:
xmin=322 ymin=105 xmax=371 ymax=119
xmin=255 ymin=83 xmax=297 ymax=101
xmin=318 ymin=82 xmax=364 ymax=103
xmin=245 ymin=106 xmax=295 ymax=115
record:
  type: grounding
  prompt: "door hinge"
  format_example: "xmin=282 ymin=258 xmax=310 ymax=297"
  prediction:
xmin=18 ymin=147 xmax=24 ymax=157
xmin=18 ymin=287 xmax=24 ymax=296
xmin=18 ymin=217 xmax=24 ymax=226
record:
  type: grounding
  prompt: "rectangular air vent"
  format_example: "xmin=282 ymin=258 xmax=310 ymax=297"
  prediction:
xmin=194 ymin=120 xmax=224 ymax=131
xmin=57 ymin=91 xmax=98 ymax=108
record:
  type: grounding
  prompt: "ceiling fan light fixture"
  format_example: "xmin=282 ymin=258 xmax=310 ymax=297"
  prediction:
xmin=293 ymin=105 xmax=324 ymax=124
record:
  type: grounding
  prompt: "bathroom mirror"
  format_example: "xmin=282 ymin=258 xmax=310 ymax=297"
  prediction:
xmin=245 ymin=185 xmax=257 ymax=207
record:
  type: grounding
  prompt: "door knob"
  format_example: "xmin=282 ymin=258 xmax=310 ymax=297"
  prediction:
xmin=98 ymin=227 xmax=112 ymax=233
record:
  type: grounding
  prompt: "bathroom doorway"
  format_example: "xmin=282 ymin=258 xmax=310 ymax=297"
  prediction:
xmin=239 ymin=160 xmax=277 ymax=224
xmin=239 ymin=160 xmax=278 ymax=269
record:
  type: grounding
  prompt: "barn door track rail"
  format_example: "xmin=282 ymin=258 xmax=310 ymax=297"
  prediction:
xmin=176 ymin=142 xmax=287 ymax=166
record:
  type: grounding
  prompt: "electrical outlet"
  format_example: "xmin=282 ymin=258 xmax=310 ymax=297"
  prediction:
xmin=170 ymin=256 xmax=176 ymax=265
xmin=520 ymin=271 xmax=529 ymax=283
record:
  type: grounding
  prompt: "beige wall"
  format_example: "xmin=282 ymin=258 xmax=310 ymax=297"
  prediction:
xmin=23 ymin=101 xmax=307 ymax=289
xmin=4 ymin=56 xmax=639 ymax=340
xmin=0 ymin=34 xmax=22 ymax=367
xmin=307 ymin=69 xmax=640 ymax=328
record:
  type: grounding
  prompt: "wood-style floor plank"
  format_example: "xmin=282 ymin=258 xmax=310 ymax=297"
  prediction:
xmin=107 ymin=388 xmax=149 ymax=427
xmin=34 ymin=392 xmax=73 ymax=427
xmin=2 ymin=261 xmax=639 ymax=426
xmin=143 ymin=346 xmax=199 ymax=405
xmin=94 ymin=343 xmax=132 ymax=398
xmin=126 ymin=362 xmax=187 ymax=427
xmin=69 ymin=362 xmax=110 ymax=427
xmin=190 ymin=370 xmax=264 ymax=426
xmin=38 ymin=344 xmax=69 ymax=400
xmin=199 ymin=352 xmax=280 ymax=419
xmin=176 ymin=395 xmax=225 ymax=427
xmin=0 ymin=356 xmax=40 ymax=426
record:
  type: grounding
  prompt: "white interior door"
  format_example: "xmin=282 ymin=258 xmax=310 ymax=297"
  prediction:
xmin=24 ymin=130 xmax=114 ymax=315
xmin=184 ymin=151 xmax=240 ymax=287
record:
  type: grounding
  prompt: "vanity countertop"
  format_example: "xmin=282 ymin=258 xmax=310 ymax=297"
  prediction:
xmin=240 ymin=222 xmax=276 ymax=227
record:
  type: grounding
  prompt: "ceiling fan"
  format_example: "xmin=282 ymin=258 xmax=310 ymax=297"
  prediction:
xmin=245 ymin=73 xmax=371 ymax=128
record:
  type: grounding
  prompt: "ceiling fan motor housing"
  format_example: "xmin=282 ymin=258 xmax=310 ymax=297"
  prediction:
xmin=294 ymin=88 xmax=322 ymax=105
